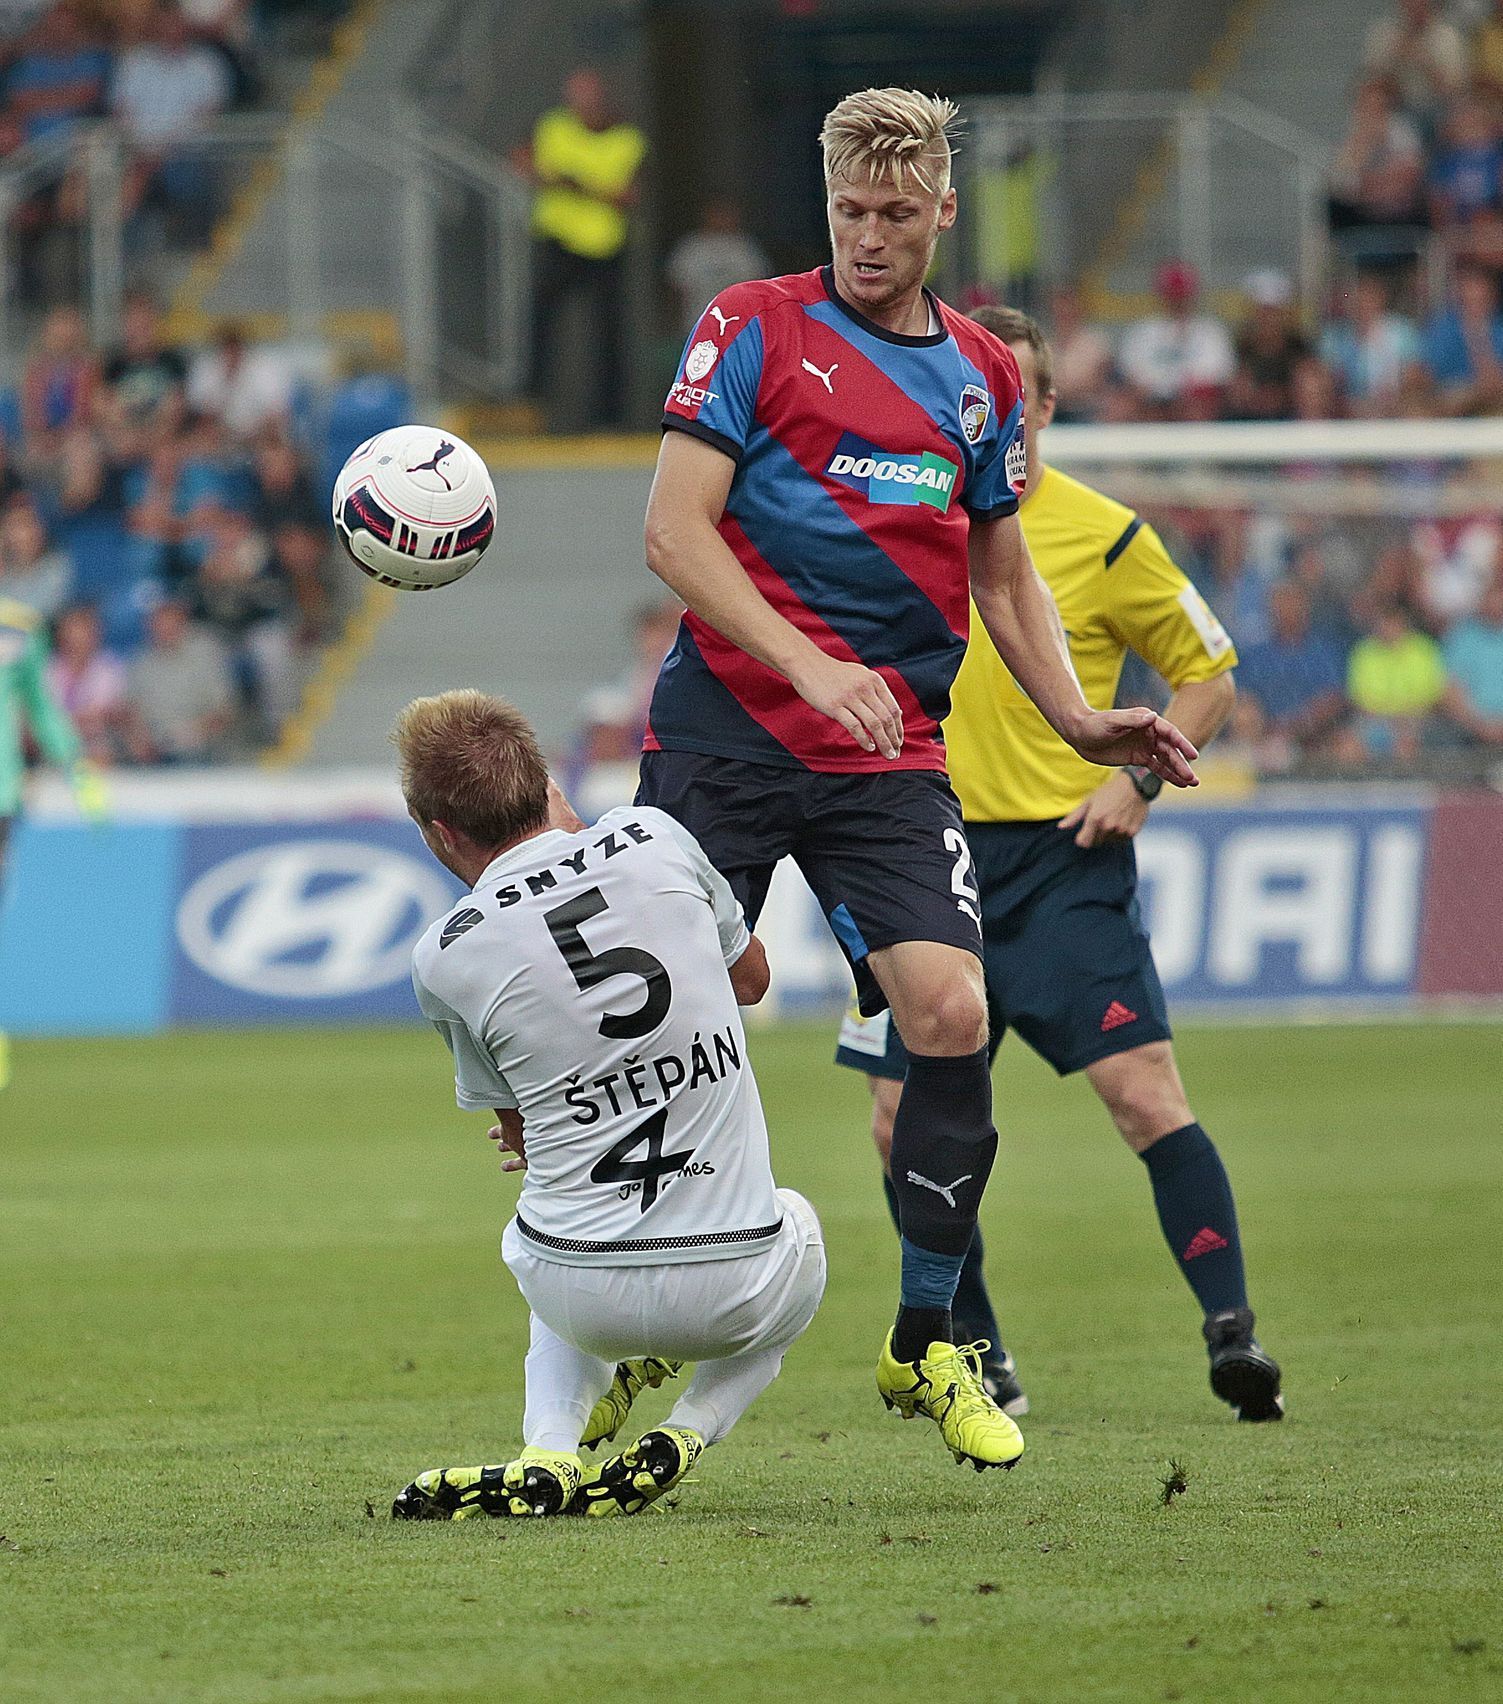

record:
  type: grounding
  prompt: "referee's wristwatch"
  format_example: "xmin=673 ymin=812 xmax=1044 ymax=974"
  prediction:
xmin=1126 ymin=765 xmax=1163 ymax=803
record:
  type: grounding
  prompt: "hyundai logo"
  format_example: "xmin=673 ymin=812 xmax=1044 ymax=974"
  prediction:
xmin=176 ymin=839 xmax=452 ymax=999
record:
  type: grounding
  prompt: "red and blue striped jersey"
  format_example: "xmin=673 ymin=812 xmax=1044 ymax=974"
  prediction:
xmin=649 ymin=265 xmax=1026 ymax=774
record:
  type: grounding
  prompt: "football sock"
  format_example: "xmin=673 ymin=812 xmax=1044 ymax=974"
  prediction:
xmin=893 ymin=1293 xmax=953 ymax=1363
xmin=1139 ymin=1122 xmax=1248 ymax=1317
xmin=522 ymin=1315 xmax=617 ymax=1453
xmin=883 ymin=1172 xmax=1003 ymax=1350
xmin=890 ymin=1047 xmax=998 ymax=1357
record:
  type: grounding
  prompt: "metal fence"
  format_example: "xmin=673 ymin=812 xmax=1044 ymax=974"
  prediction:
xmin=955 ymin=92 xmax=1332 ymax=311
xmin=0 ymin=111 xmax=531 ymax=404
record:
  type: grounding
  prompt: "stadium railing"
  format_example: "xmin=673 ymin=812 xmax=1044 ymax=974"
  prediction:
xmin=956 ymin=92 xmax=1330 ymax=314
xmin=0 ymin=112 xmax=529 ymax=404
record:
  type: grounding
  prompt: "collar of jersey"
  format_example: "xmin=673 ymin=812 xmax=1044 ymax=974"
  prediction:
xmin=474 ymin=827 xmax=575 ymax=890
xmin=820 ymin=264 xmax=949 ymax=348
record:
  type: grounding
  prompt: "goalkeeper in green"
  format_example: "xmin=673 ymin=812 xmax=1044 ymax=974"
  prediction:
xmin=0 ymin=591 xmax=105 ymax=1088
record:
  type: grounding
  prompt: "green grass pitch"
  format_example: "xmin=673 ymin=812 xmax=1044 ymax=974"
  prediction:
xmin=3 ymin=1019 xmax=1501 ymax=1702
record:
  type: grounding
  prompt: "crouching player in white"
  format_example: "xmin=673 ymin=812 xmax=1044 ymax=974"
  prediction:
xmin=390 ymin=690 xmax=826 ymax=1520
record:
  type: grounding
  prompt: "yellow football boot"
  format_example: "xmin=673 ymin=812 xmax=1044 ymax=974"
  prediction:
xmin=391 ymin=1448 xmax=583 ymax=1519
xmin=876 ymin=1334 xmax=1026 ymax=1472
xmin=569 ymin=1426 xmax=703 ymax=1517
xmin=580 ymin=1357 xmax=683 ymax=1451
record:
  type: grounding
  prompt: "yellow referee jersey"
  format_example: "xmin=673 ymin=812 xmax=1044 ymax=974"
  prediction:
xmin=946 ymin=465 xmax=1236 ymax=822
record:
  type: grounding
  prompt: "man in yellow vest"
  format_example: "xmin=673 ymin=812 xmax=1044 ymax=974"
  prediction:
xmin=515 ymin=68 xmax=647 ymax=427
xmin=836 ymin=306 xmax=1284 ymax=1425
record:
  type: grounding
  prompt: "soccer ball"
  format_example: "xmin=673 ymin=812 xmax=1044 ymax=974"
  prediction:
xmin=331 ymin=425 xmax=496 ymax=591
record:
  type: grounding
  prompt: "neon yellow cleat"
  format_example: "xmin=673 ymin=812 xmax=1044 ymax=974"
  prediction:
xmin=569 ymin=1426 xmax=703 ymax=1517
xmin=875 ymin=1334 xmax=1026 ymax=1472
xmin=391 ymin=1448 xmax=583 ymax=1520
xmin=581 ymin=1357 xmax=683 ymax=1451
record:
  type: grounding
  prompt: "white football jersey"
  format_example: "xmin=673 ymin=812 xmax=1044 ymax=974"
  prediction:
xmin=411 ymin=806 xmax=782 ymax=1266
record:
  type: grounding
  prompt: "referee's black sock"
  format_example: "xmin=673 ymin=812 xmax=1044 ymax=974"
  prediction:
xmin=1139 ymin=1122 xmax=1248 ymax=1317
xmin=883 ymin=1171 xmax=1003 ymax=1353
xmin=889 ymin=1047 xmax=997 ymax=1361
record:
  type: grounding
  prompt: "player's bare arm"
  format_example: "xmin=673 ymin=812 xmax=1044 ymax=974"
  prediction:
xmin=968 ymin=515 xmax=1199 ymax=788
xmin=1062 ymin=673 xmax=1235 ymax=847
xmin=645 ymin=431 xmax=903 ymax=760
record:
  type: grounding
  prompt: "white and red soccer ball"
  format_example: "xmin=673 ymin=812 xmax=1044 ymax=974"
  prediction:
xmin=332 ymin=425 xmax=496 ymax=591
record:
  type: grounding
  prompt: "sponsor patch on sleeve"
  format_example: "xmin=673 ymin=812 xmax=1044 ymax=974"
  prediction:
xmin=1004 ymin=426 xmax=1027 ymax=495
xmin=1178 ymin=584 xmax=1233 ymax=659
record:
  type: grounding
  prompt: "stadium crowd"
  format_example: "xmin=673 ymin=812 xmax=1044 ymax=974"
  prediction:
xmin=0 ymin=1 xmax=400 ymax=768
xmin=0 ymin=296 xmax=372 ymax=764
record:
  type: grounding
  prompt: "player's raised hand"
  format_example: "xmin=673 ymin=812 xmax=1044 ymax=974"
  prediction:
xmin=1069 ymin=707 xmax=1199 ymax=787
xmin=789 ymin=652 xmax=904 ymax=760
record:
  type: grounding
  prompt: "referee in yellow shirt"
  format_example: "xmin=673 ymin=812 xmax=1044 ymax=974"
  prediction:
xmin=516 ymin=68 xmax=647 ymax=426
xmin=836 ymin=307 xmax=1283 ymax=1423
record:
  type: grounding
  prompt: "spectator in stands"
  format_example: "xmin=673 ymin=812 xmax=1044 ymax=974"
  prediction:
xmin=186 ymin=322 xmax=291 ymax=441
xmin=1231 ymin=580 xmax=1350 ymax=771
xmin=666 ymin=198 xmax=770 ymax=337
xmin=566 ymin=594 xmax=683 ymax=817
xmin=0 ymin=1 xmax=109 ymax=148
xmin=0 ymin=429 xmax=29 ymax=512
xmin=110 ymin=1 xmax=230 ymax=224
xmin=1427 ymin=92 xmax=1503 ymax=232
xmin=99 ymin=288 xmax=186 ymax=440
xmin=1118 ymin=259 xmax=1235 ymax=420
xmin=186 ymin=502 xmax=296 ymax=735
xmin=1440 ymin=566 xmax=1503 ymax=744
xmin=45 ymin=600 xmax=125 ymax=762
xmin=1339 ymin=602 xmax=1448 ymax=767
xmin=574 ymin=595 xmax=683 ymax=767
xmin=0 ymin=493 xmax=71 ymax=617
xmin=253 ymin=429 xmax=329 ymax=641
xmin=1362 ymin=0 xmax=1466 ymax=132
xmin=1045 ymin=283 xmax=1113 ymax=422
xmin=1319 ymin=269 xmax=1426 ymax=415
xmin=124 ymin=592 xmax=233 ymax=763
xmin=516 ymin=66 xmax=647 ymax=428
xmin=318 ymin=355 xmax=410 ymax=505
xmin=1411 ymin=510 xmax=1501 ymax=627
xmin=0 ymin=2 xmax=53 ymax=44
xmin=1328 ymin=76 xmax=1426 ymax=233
xmin=1422 ymin=258 xmax=1503 ymax=413
xmin=20 ymin=302 xmax=97 ymax=462
xmin=178 ymin=0 xmax=257 ymax=101
xmin=1227 ymin=269 xmax=1311 ymax=421
xmin=1473 ymin=0 xmax=1503 ymax=97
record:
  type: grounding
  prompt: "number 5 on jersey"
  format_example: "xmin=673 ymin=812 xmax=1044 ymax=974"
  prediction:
xmin=544 ymin=887 xmax=673 ymax=1037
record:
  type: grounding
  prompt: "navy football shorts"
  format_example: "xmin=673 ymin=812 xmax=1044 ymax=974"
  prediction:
xmin=636 ymin=749 xmax=983 ymax=1016
xmin=835 ymin=818 xmax=1172 ymax=1078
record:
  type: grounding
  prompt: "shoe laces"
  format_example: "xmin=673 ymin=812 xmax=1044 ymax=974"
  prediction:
xmin=939 ymin=1341 xmax=1002 ymax=1423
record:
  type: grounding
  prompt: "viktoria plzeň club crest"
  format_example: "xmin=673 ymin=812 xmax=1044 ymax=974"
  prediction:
xmin=959 ymin=383 xmax=990 ymax=444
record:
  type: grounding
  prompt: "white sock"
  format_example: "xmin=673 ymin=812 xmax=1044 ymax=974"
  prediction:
xmin=521 ymin=1313 xmax=614 ymax=1453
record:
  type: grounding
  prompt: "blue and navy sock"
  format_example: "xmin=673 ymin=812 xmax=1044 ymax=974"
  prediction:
xmin=888 ymin=1047 xmax=997 ymax=1361
xmin=1140 ymin=1122 xmax=1248 ymax=1317
xmin=883 ymin=1171 xmax=1003 ymax=1351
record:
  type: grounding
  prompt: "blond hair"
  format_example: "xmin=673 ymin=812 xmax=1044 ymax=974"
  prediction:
xmin=392 ymin=689 xmax=549 ymax=848
xmin=820 ymin=88 xmax=959 ymax=198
